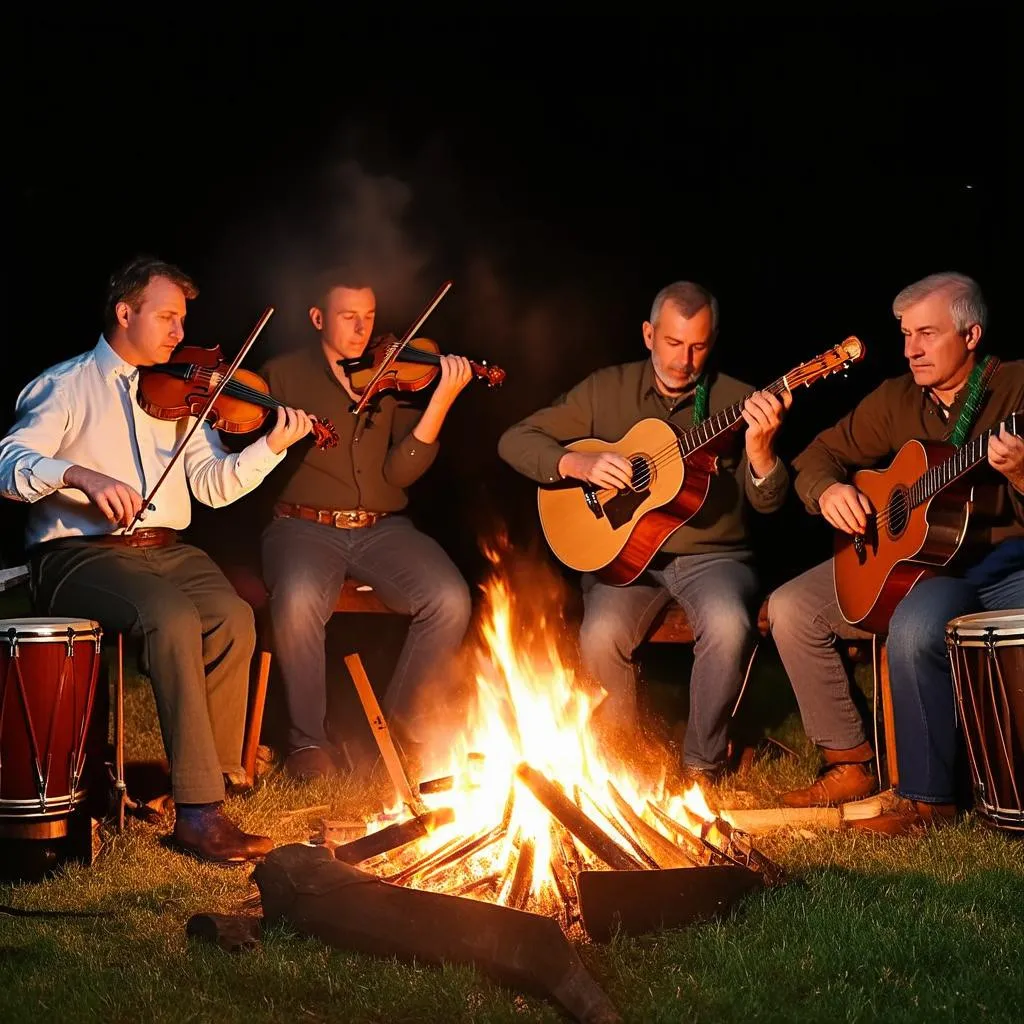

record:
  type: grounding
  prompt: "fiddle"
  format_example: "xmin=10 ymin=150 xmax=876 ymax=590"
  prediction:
xmin=137 ymin=344 xmax=339 ymax=450
xmin=341 ymin=334 xmax=506 ymax=406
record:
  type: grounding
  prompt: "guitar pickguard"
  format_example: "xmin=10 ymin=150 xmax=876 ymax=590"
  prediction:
xmin=603 ymin=488 xmax=652 ymax=530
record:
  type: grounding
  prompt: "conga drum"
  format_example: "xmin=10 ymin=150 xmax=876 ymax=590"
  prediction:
xmin=0 ymin=617 xmax=103 ymax=839
xmin=945 ymin=609 xmax=1024 ymax=834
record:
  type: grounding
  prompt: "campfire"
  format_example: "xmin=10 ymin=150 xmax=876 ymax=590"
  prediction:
xmin=243 ymin=541 xmax=787 ymax=1023
xmin=324 ymin=540 xmax=784 ymax=933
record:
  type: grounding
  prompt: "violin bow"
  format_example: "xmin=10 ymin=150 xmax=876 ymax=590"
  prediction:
xmin=350 ymin=280 xmax=453 ymax=416
xmin=124 ymin=306 xmax=275 ymax=534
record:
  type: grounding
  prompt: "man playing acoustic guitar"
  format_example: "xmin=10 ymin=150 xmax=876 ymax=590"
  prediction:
xmin=768 ymin=272 xmax=1024 ymax=832
xmin=498 ymin=280 xmax=791 ymax=781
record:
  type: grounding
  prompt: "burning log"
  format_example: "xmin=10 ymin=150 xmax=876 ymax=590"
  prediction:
xmin=255 ymin=843 xmax=622 ymax=1024
xmin=334 ymin=807 xmax=455 ymax=865
xmin=644 ymin=802 xmax=720 ymax=867
xmin=498 ymin=830 xmax=536 ymax=910
xmin=606 ymin=782 xmax=698 ymax=869
xmin=651 ymin=802 xmax=786 ymax=887
xmin=387 ymin=822 xmax=503 ymax=887
xmin=515 ymin=763 xmax=643 ymax=871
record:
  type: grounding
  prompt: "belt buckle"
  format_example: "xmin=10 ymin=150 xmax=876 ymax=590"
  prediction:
xmin=333 ymin=510 xmax=362 ymax=528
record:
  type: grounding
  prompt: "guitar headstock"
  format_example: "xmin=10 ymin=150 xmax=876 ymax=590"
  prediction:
xmin=311 ymin=416 xmax=340 ymax=451
xmin=788 ymin=335 xmax=866 ymax=389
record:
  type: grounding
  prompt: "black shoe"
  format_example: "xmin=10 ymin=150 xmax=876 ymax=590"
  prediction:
xmin=171 ymin=810 xmax=274 ymax=864
xmin=284 ymin=745 xmax=339 ymax=781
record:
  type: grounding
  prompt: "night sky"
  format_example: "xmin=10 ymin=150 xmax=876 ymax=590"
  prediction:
xmin=6 ymin=11 xmax=1013 ymax=594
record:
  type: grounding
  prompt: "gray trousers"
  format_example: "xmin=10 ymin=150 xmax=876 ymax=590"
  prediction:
xmin=766 ymin=559 xmax=873 ymax=751
xmin=32 ymin=541 xmax=256 ymax=804
xmin=580 ymin=550 xmax=761 ymax=769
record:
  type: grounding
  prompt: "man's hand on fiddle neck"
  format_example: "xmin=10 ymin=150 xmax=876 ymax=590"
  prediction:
xmin=742 ymin=389 xmax=792 ymax=479
xmin=988 ymin=423 xmax=1024 ymax=493
xmin=266 ymin=405 xmax=314 ymax=454
xmin=413 ymin=355 xmax=473 ymax=444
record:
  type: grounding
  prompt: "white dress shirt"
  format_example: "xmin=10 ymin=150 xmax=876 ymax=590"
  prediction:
xmin=0 ymin=336 xmax=285 ymax=548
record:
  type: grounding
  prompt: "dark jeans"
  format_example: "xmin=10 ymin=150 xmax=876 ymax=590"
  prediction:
xmin=579 ymin=550 xmax=761 ymax=770
xmin=260 ymin=515 xmax=472 ymax=756
xmin=32 ymin=541 xmax=256 ymax=804
xmin=769 ymin=541 xmax=1024 ymax=804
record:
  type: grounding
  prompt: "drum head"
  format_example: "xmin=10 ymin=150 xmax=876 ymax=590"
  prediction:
xmin=946 ymin=609 xmax=1024 ymax=640
xmin=0 ymin=617 xmax=101 ymax=638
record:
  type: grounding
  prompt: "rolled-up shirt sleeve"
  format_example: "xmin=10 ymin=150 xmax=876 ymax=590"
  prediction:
xmin=0 ymin=376 xmax=75 ymax=502
xmin=183 ymin=424 xmax=285 ymax=507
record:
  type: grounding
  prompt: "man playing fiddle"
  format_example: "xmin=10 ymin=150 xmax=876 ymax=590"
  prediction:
xmin=498 ymin=280 xmax=791 ymax=781
xmin=767 ymin=272 xmax=1024 ymax=831
xmin=258 ymin=265 xmax=474 ymax=781
xmin=0 ymin=256 xmax=314 ymax=863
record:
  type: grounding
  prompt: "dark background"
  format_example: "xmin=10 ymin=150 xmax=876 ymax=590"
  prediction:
xmin=5 ymin=10 xmax=1013 ymax=601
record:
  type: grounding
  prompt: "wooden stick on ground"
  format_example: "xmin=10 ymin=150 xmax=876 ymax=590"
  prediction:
xmin=344 ymin=653 xmax=426 ymax=816
xmin=721 ymin=793 xmax=886 ymax=834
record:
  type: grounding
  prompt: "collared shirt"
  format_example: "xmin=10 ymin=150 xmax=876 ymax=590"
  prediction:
xmin=0 ymin=336 xmax=285 ymax=548
xmin=497 ymin=358 xmax=789 ymax=556
xmin=259 ymin=343 xmax=439 ymax=512
xmin=792 ymin=361 xmax=1024 ymax=545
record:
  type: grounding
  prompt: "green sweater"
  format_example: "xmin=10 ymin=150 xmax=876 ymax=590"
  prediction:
xmin=497 ymin=359 xmax=789 ymax=556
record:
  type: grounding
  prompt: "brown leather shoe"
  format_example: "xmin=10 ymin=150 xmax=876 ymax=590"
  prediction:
xmin=172 ymin=810 xmax=274 ymax=863
xmin=781 ymin=742 xmax=878 ymax=807
xmin=849 ymin=790 xmax=957 ymax=835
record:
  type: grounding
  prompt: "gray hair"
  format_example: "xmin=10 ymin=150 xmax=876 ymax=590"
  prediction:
xmin=892 ymin=272 xmax=987 ymax=333
xmin=650 ymin=281 xmax=719 ymax=334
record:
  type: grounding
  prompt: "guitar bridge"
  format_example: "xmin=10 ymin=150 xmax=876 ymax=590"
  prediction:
xmin=582 ymin=486 xmax=605 ymax=520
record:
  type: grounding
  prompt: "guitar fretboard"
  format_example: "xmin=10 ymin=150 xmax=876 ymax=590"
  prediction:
xmin=911 ymin=410 xmax=1021 ymax=507
xmin=678 ymin=378 xmax=789 ymax=456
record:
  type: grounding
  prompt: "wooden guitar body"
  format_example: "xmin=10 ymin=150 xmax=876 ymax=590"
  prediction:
xmin=833 ymin=439 xmax=974 ymax=634
xmin=536 ymin=418 xmax=720 ymax=585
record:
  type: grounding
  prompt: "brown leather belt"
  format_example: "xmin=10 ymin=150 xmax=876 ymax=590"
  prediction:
xmin=30 ymin=527 xmax=179 ymax=557
xmin=274 ymin=502 xmax=388 ymax=529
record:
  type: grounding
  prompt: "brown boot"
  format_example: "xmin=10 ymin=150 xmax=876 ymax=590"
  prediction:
xmin=849 ymin=790 xmax=957 ymax=835
xmin=781 ymin=742 xmax=878 ymax=807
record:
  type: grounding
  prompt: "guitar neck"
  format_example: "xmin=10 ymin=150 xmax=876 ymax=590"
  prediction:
xmin=678 ymin=376 xmax=790 ymax=455
xmin=912 ymin=410 xmax=1021 ymax=506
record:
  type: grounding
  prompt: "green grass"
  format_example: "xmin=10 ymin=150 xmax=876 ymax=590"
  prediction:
xmin=2 ymin=650 xmax=1022 ymax=1024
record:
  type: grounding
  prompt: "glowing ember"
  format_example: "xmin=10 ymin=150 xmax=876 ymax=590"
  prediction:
xmin=356 ymin=538 xmax=743 ymax=914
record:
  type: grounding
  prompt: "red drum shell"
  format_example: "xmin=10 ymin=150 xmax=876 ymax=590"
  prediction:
xmin=0 ymin=617 xmax=103 ymax=821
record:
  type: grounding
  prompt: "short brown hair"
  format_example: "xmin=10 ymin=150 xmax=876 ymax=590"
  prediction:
xmin=103 ymin=256 xmax=198 ymax=337
xmin=309 ymin=264 xmax=375 ymax=311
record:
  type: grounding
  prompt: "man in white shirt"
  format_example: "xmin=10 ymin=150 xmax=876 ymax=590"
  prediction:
xmin=0 ymin=256 xmax=313 ymax=863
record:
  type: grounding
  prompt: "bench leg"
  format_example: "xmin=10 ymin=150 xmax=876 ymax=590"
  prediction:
xmin=873 ymin=636 xmax=900 ymax=789
xmin=242 ymin=651 xmax=272 ymax=786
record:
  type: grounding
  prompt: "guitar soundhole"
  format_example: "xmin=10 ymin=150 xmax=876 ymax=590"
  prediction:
xmin=629 ymin=454 xmax=655 ymax=491
xmin=885 ymin=487 xmax=910 ymax=540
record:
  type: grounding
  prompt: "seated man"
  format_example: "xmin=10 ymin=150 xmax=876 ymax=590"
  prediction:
xmin=0 ymin=256 xmax=313 ymax=863
xmin=497 ymin=280 xmax=791 ymax=780
xmin=259 ymin=265 xmax=474 ymax=780
xmin=768 ymin=271 xmax=1024 ymax=830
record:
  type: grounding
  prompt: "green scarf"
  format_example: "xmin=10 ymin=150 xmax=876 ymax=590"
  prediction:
xmin=692 ymin=376 xmax=708 ymax=426
xmin=949 ymin=355 xmax=995 ymax=447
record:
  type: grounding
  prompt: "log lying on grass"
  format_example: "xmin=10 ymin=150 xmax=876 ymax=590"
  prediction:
xmin=254 ymin=843 xmax=622 ymax=1024
xmin=721 ymin=793 xmax=886 ymax=833
xmin=186 ymin=913 xmax=261 ymax=953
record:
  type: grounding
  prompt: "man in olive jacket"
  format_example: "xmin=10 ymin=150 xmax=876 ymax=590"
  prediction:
xmin=498 ymin=280 xmax=791 ymax=780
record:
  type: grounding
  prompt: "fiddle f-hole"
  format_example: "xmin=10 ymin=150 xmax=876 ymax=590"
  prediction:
xmin=884 ymin=485 xmax=910 ymax=541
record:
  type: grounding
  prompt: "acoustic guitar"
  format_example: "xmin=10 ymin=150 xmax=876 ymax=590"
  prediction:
xmin=834 ymin=409 xmax=1023 ymax=635
xmin=537 ymin=337 xmax=866 ymax=585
